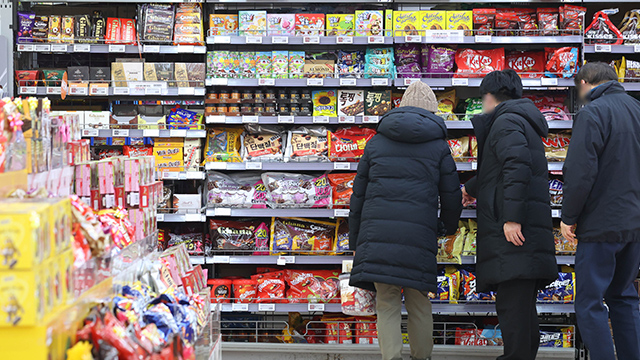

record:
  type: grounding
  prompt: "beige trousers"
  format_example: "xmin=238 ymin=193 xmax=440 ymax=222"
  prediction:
xmin=375 ymin=283 xmax=434 ymax=360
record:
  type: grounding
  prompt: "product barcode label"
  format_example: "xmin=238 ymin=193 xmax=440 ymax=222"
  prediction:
xmin=363 ymin=116 xmax=380 ymax=124
xmin=113 ymin=87 xmax=130 ymax=95
xmin=143 ymin=45 xmax=160 ymax=53
xmin=207 ymin=115 xmax=226 ymax=123
xmin=242 ymin=115 xmax=259 ymax=123
xmin=17 ymin=44 xmax=34 ymax=51
xmin=145 ymin=87 xmax=162 ymax=95
xmin=232 ymin=304 xmax=249 ymax=312
xmin=307 ymin=78 xmax=324 ymax=86
xmin=258 ymin=304 xmax=276 ymax=311
xmin=214 ymin=208 xmax=232 ymax=216
xmin=178 ymin=87 xmax=195 ymax=95
xmin=541 ymin=78 xmax=558 ymax=86
xmin=82 ymin=129 xmax=99 ymax=137
xmin=371 ymin=78 xmax=389 ymax=86
xmin=474 ymin=35 xmax=492 ymax=43
xmin=34 ymin=44 xmax=51 ymax=52
xmin=634 ymin=45 xmax=640 ymax=53
xmin=213 ymin=255 xmax=230 ymax=263
xmin=109 ymin=45 xmax=126 ymax=53
xmin=46 ymin=87 xmax=61 ymax=95
xmin=471 ymin=162 xmax=478 ymax=170
xmin=163 ymin=172 xmax=179 ymax=180
xmin=177 ymin=45 xmax=195 ymax=53
xmin=404 ymin=78 xmax=420 ymax=86
xmin=156 ymin=213 xmax=165 ymax=222
xmin=185 ymin=213 xmax=202 ymax=222
xmin=337 ymin=36 xmax=353 ymax=44
xmin=594 ymin=44 xmax=612 ymax=53
xmin=74 ymin=44 xmax=91 ymax=52
xmin=304 ymin=36 xmax=320 ymax=44
xmin=143 ymin=129 xmax=160 ymax=137
xmin=245 ymin=162 xmax=263 ymax=170
xmin=338 ymin=116 xmax=355 ymax=124
xmin=308 ymin=303 xmax=325 ymax=312
xmin=207 ymin=162 xmax=227 ymax=170
xmin=170 ymin=129 xmax=187 ymax=137
xmin=339 ymin=78 xmax=356 ymax=86
xmin=258 ymin=78 xmax=275 ymax=86
xmin=51 ymin=44 xmax=67 ymax=52
xmin=70 ymin=87 xmax=88 ymax=96
xmin=214 ymin=36 xmax=231 ymax=44
xmin=333 ymin=162 xmax=350 ymax=170
xmin=334 ymin=209 xmax=350 ymax=217
xmin=404 ymin=35 xmax=421 ymax=43
xmin=91 ymin=87 xmax=108 ymax=96
xmin=452 ymin=78 xmax=469 ymax=86
xmin=277 ymin=256 xmax=295 ymax=264
xmin=112 ymin=129 xmax=129 ymax=137
xmin=278 ymin=115 xmax=294 ymax=123
xmin=313 ymin=116 xmax=330 ymax=124
xmin=20 ymin=87 xmax=37 ymax=95
xmin=272 ymin=36 xmax=289 ymax=44
xmin=245 ymin=36 xmax=263 ymax=44
xmin=368 ymin=36 xmax=384 ymax=44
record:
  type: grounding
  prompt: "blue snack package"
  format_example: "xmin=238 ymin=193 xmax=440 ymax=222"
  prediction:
xmin=537 ymin=272 xmax=574 ymax=303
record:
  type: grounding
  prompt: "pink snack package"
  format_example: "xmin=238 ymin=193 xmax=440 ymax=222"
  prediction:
xmin=253 ymin=222 xmax=270 ymax=255
xmin=261 ymin=172 xmax=332 ymax=208
xmin=267 ymin=14 xmax=295 ymax=36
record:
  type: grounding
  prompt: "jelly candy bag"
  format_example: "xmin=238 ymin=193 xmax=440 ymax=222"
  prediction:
xmin=204 ymin=126 xmax=243 ymax=162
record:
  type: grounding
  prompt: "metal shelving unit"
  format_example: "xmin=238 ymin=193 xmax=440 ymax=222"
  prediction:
xmin=157 ymin=213 xmax=207 ymax=223
xmin=17 ymin=86 xmax=206 ymax=97
xmin=16 ymin=43 xmax=206 ymax=54
xmin=207 ymin=35 xmax=393 ymax=45
xmin=81 ymin=129 xmax=207 ymax=138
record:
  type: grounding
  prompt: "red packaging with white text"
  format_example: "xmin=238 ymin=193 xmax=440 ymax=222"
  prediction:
xmin=454 ymin=48 xmax=505 ymax=78
xmin=105 ymin=17 xmax=121 ymax=44
xmin=252 ymin=271 xmax=287 ymax=303
xmin=323 ymin=315 xmax=354 ymax=344
xmin=120 ymin=18 xmax=137 ymax=45
xmin=584 ymin=11 xmax=623 ymax=45
xmin=473 ymin=9 xmax=496 ymax=36
xmin=327 ymin=126 xmax=376 ymax=162
xmin=560 ymin=5 xmax=586 ymax=35
xmin=284 ymin=269 xmax=341 ymax=303
xmin=355 ymin=317 xmax=378 ymax=344
xmin=506 ymin=51 xmax=545 ymax=78
xmin=537 ymin=8 xmax=559 ymax=36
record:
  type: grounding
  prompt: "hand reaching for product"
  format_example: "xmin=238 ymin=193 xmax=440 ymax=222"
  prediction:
xmin=461 ymin=186 xmax=476 ymax=207
xmin=560 ymin=222 xmax=577 ymax=245
xmin=504 ymin=221 xmax=525 ymax=246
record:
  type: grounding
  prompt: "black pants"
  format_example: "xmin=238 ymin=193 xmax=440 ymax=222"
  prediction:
xmin=496 ymin=279 xmax=539 ymax=360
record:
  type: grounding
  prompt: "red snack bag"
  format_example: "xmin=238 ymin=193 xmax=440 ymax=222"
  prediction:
xmin=545 ymin=47 xmax=579 ymax=78
xmin=232 ymin=279 xmax=257 ymax=303
xmin=473 ymin=9 xmax=496 ymax=36
xmin=105 ymin=17 xmax=121 ymax=44
xmin=506 ymin=51 xmax=546 ymax=78
xmin=328 ymin=173 xmax=356 ymax=208
xmin=538 ymin=8 xmax=559 ymax=36
xmin=355 ymin=316 xmax=378 ymax=344
xmin=456 ymin=328 xmax=488 ymax=346
xmin=560 ymin=5 xmax=586 ymax=35
xmin=285 ymin=269 xmax=341 ymax=303
xmin=327 ymin=126 xmax=376 ymax=162
xmin=495 ymin=12 xmax=537 ymax=36
xmin=454 ymin=48 xmax=505 ymax=78
xmin=585 ymin=11 xmax=623 ymax=45
xmin=323 ymin=315 xmax=354 ymax=344
xmin=253 ymin=272 xmax=286 ymax=303
xmin=123 ymin=145 xmax=153 ymax=157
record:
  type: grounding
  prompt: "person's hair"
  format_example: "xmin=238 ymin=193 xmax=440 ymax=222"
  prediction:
xmin=479 ymin=69 xmax=523 ymax=102
xmin=574 ymin=62 xmax=618 ymax=86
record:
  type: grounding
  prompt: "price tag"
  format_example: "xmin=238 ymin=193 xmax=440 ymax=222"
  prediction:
xmin=213 ymin=256 xmax=230 ymax=263
xmin=551 ymin=209 xmax=561 ymax=218
xmin=307 ymin=78 xmax=324 ymax=86
xmin=404 ymin=78 xmax=420 ymax=86
xmin=51 ymin=44 xmax=67 ymax=52
xmin=451 ymin=78 xmax=469 ymax=86
xmin=258 ymin=304 xmax=276 ymax=312
xmin=145 ymin=87 xmax=162 ymax=95
xmin=304 ymin=36 xmax=320 ymax=44
xmin=214 ymin=208 xmax=232 ymax=216
xmin=245 ymin=36 xmax=263 ymax=44
xmin=162 ymin=171 xmax=179 ymax=180
xmin=475 ymin=35 xmax=492 ymax=43
xmin=170 ymin=129 xmax=187 ymax=137
xmin=363 ymin=115 xmax=380 ymax=124
xmin=594 ymin=44 xmax=612 ymax=53
xmin=214 ymin=36 xmax=231 ymax=44
xmin=46 ymin=87 xmax=61 ymax=95
xmin=258 ymin=78 xmax=275 ymax=86
xmin=178 ymin=87 xmax=195 ymax=95
xmin=245 ymin=162 xmax=263 ymax=170
xmin=425 ymin=30 xmax=464 ymax=43
xmin=339 ymin=78 xmax=356 ymax=86
xmin=143 ymin=45 xmax=160 ymax=53
xmin=109 ymin=44 xmax=126 ymax=53
xmin=20 ymin=86 xmax=37 ymax=95
xmin=471 ymin=161 xmax=478 ymax=170
xmin=112 ymin=129 xmax=129 ymax=137
xmin=404 ymin=35 xmax=422 ymax=43
xmin=185 ymin=213 xmax=202 ymax=222
xmin=178 ymin=172 xmax=187 ymax=180
xmin=206 ymin=78 xmax=228 ymax=86
xmin=82 ymin=129 xmax=99 ymax=137
xmin=371 ymin=78 xmax=389 ymax=86
xmin=278 ymin=256 xmax=295 ymax=264
xmin=195 ymin=88 xmax=205 ymax=96
xmin=113 ymin=87 xmax=130 ymax=95
xmin=186 ymin=172 xmax=203 ymax=179
xmin=242 ymin=115 xmax=259 ymax=124
xmin=541 ymin=78 xmax=559 ymax=86
xmin=635 ymin=45 xmax=640 ymax=53
xmin=73 ymin=44 xmax=90 ymax=52
xmin=34 ymin=44 xmax=51 ymax=52
xmin=339 ymin=116 xmax=355 ymax=124
xmin=232 ymin=303 xmax=249 ymax=312
xmin=207 ymin=115 xmax=226 ymax=123
xmin=276 ymin=257 xmax=286 ymax=266
xmin=90 ymin=87 xmax=108 ymax=96
xmin=70 ymin=87 xmax=88 ymax=96
xmin=333 ymin=162 xmax=351 ymax=170
xmin=177 ymin=45 xmax=195 ymax=53
xmin=17 ymin=44 xmax=34 ymax=51
xmin=157 ymin=213 xmax=165 ymax=222
xmin=337 ymin=36 xmax=353 ymax=44
xmin=308 ymin=303 xmax=325 ymax=312
xmin=278 ymin=115 xmax=294 ymax=124
xmin=313 ymin=116 xmax=330 ymax=124
xmin=368 ymin=35 xmax=384 ymax=44
xmin=143 ymin=129 xmax=160 ymax=137
xmin=196 ymin=45 xmax=207 ymax=52
xmin=207 ymin=162 xmax=228 ymax=170
xmin=334 ymin=209 xmax=350 ymax=217
xmin=272 ymin=36 xmax=289 ymax=44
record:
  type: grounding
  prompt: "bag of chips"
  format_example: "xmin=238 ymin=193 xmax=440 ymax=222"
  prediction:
xmin=327 ymin=126 xmax=376 ymax=162
xmin=204 ymin=126 xmax=243 ymax=163
xmin=285 ymin=269 xmax=341 ymax=303
xmin=455 ymin=48 xmax=505 ymax=78
xmin=435 ymin=90 xmax=458 ymax=121
xmin=459 ymin=268 xmax=495 ymax=302
xmin=261 ymin=173 xmax=332 ymax=208
xmin=437 ymin=225 xmax=466 ymax=264
xmin=448 ymin=137 xmax=470 ymax=161
xmin=537 ymin=272 xmax=574 ymax=302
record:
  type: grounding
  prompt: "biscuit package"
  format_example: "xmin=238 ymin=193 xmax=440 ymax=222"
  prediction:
xmin=421 ymin=11 xmax=446 ymax=31
xmin=327 ymin=14 xmax=355 ymax=36
xmin=204 ymin=126 xmax=243 ymax=162
xmin=284 ymin=126 xmax=329 ymax=162
xmin=337 ymin=90 xmax=365 ymax=117
xmin=312 ymin=90 xmax=338 ymax=117
xmin=48 ymin=15 xmax=61 ymax=42
xmin=327 ymin=126 xmax=376 ymax=162
xmin=239 ymin=11 xmax=267 ymax=36
xmin=446 ymin=11 xmax=473 ymax=36
xmin=209 ymin=14 xmax=238 ymax=36
xmin=538 ymin=272 xmax=575 ymax=302
xmin=295 ymin=14 xmax=325 ymax=36
xmin=255 ymin=51 xmax=272 ymax=77
xmin=207 ymin=172 xmax=267 ymax=208
xmin=270 ymin=217 xmax=336 ymax=254
xmin=243 ymin=124 xmax=286 ymax=162
xmin=267 ymin=14 xmax=295 ymax=36
xmin=174 ymin=3 xmax=204 ymax=45
xmin=364 ymin=90 xmax=392 ymax=116
xmin=393 ymin=11 xmax=422 ymax=36
xmin=272 ymin=50 xmax=289 ymax=79
xmin=355 ymin=10 xmax=383 ymax=36
xmin=261 ymin=173 xmax=332 ymax=208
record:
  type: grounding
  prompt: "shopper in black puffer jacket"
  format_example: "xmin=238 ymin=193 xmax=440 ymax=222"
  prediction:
xmin=462 ymin=69 xmax=557 ymax=360
xmin=349 ymin=81 xmax=462 ymax=360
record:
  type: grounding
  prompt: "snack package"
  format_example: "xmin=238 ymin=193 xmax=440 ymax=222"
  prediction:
xmin=448 ymin=137 xmax=470 ymax=160
xmin=421 ymin=11 xmax=446 ymax=31
xmin=455 ymin=48 xmax=505 ymax=78
xmin=435 ymin=90 xmax=458 ymax=121
xmin=61 ymin=16 xmax=75 ymax=42
xmin=542 ymin=133 xmax=571 ymax=160
xmin=295 ymin=14 xmax=325 ymax=36
xmin=267 ymin=14 xmax=295 ymax=36
xmin=209 ymin=14 xmax=238 ymax=36
xmin=33 ymin=15 xmax=48 ymax=42
xmin=167 ymin=232 xmax=205 ymax=255
xmin=355 ymin=317 xmax=378 ymax=344
xmin=288 ymin=51 xmax=306 ymax=79
xmin=327 ymin=126 xmax=376 ymax=162
xmin=337 ymin=90 xmax=365 ymax=117
xmin=252 ymin=271 xmax=286 ymax=303
xmin=537 ymin=272 xmax=574 ymax=302
xmin=560 ymin=5 xmax=586 ymax=35
xmin=425 ymin=45 xmax=456 ymax=78
xmin=210 ymin=219 xmax=269 ymax=250
xmin=261 ymin=172 xmax=332 ymax=208
xmin=305 ymin=59 xmax=335 ymax=78
xmin=364 ymin=90 xmax=392 ymax=116
xmin=525 ymin=95 xmax=571 ymax=121
xmin=327 ymin=14 xmax=355 ymax=36
xmin=430 ymin=266 xmax=460 ymax=304
xmin=506 ymin=51 xmax=546 ymax=78
xmin=312 ymin=90 xmax=338 ymax=117
xmin=255 ymin=51 xmax=272 ymax=78
xmin=464 ymin=98 xmax=483 ymax=121
xmin=463 ymin=219 xmax=477 ymax=255
xmin=174 ymin=3 xmax=204 ymax=45
xmin=437 ymin=226 xmax=466 ymax=264
xmin=328 ymin=173 xmax=356 ymax=208
xmin=553 ymin=228 xmax=576 ymax=254
xmin=233 ymin=279 xmax=257 ymax=303
xmin=207 ymin=172 xmax=267 ymax=208
xmin=140 ymin=4 xmax=175 ymax=43
xmin=396 ymin=44 xmax=421 ymax=66
xmin=17 ymin=12 xmax=35 ymax=42
xmin=207 ymin=51 xmax=240 ymax=78
xmin=334 ymin=219 xmax=350 ymax=253
xmin=340 ymin=274 xmax=376 ymax=316
xmin=538 ymin=8 xmax=559 ymax=36
xmin=243 ymin=124 xmax=285 ymax=162
xmin=549 ymin=179 xmax=563 ymax=206
xmin=270 ymin=217 xmax=336 ymax=254
xmin=48 ymin=15 xmax=61 ymax=42
xmin=324 ymin=315 xmax=355 ymax=343
xmin=355 ymin=10 xmax=383 ymax=36
xmin=459 ymin=269 xmax=495 ymax=302
xmin=238 ymin=51 xmax=256 ymax=79
xmin=337 ymin=50 xmax=365 ymax=78
xmin=272 ymin=50 xmax=289 ymax=79
xmin=285 ymin=270 xmax=341 ymax=303
xmin=619 ymin=10 xmax=640 ymax=44
xmin=446 ymin=11 xmax=473 ymax=36
xmin=239 ymin=11 xmax=267 ymax=36
xmin=204 ymin=126 xmax=243 ymax=162
xmin=393 ymin=11 xmax=422 ymax=36
xmin=284 ymin=126 xmax=329 ymax=162
xmin=473 ymin=9 xmax=496 ymax=36
xmin=585 ymin=11 xmax=623 ymax=45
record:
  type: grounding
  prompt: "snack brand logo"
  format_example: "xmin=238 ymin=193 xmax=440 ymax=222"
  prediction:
xmin=465 ymin=53 xmax=493 ymax=68
xmin=290 ymin=273 xmax=313 ymax=285
xmin=540 ymin=332 xmax=562 ymax=342
xmin=423 ymin=13 xmax=444 ymax=22
xmin=508 ymin=56 xmax=537 ymax=71
xmin=255 ymin=228 xmax=268 ymax=238
xmin=335 ymin=142 xmax=358 ymax=153
xmin=396 ymin=13 xmax=417 ymax=23
xmin=557 ymin=51 xmax=575 ymax=64
xmin=240 ymin=13 xmax=254 ymax=22
xmin=268 ymin=16 xmax=281 ymax=25
xmin=299 ymin=17 xmax=312 ymax=26
xmin=258 ymin=279 xmax=280 ymax=292
xmin=546 ymin=278 xmax=572 ymax=289
xmin=542 ymin=136 xmax=571 ymax=148
xmin=357 ymin=12 xmax=372 ymax=22
xmin=316 ymin=105 xmax=335 ymax=111
xmin=212 ymin=17 xmax=223 ymax=25
xmin=218 ymin=227 xmax=254 ymax=236
xmin=449 ymin=13 xmax=470 ymax=22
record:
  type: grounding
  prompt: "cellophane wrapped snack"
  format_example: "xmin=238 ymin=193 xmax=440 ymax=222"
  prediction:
xmin=545 ymin=47 xmax=579 ymax=78
xmin=209 ymin=219 xmax=269 ymax=251
xmin=285 ymin=269 xmax=340 ymax=303
xmin=243 ymin=124 xmax=285 ymax=162
xmin=455 ymin=48 xmax=505 ymax=78
xmin=435 ymin=90 xmax=458 ymax=121
xmin=340 ymin=273 xmax=376 ymax=316
xmin=328 ymin=173 xmax=356 ymax=208
xmin=327 ymin=126 xmax=376 ymax=162
xmin=204 ymin=126 xmax=243 ymax=162
xmin=425 ymin=45 xmax=456 ymax=78
xmin=261 ymin=172 xmax=332 ymax=208
xmin=585 ymin=11 xmax=623 ymax=45
xmin=206 ymin=172 xmax=267 ymax=208
xmin=270 ymin=217 xmax=336 ymax=254
xmin=542 ymin=133 xmax=571 ymax=160
xmin=284 ymin=126 xmax=329 ymax=162
xmin=560 ymin=5 xmax=586 ymax=35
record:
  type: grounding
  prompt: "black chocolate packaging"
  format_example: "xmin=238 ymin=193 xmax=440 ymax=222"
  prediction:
xmin=67 ymin=66 xmax=90 ymax=81
xmin=90 ymin=67 xmax=111 ymax=81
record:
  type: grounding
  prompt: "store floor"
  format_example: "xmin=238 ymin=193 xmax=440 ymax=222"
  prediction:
xmin=221 ymin=343 xmax=575 ymax=360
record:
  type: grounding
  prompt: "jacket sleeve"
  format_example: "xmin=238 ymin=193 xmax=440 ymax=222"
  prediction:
xmin=439 ymin=144 xmax=463 ymax=235
xmin=464 ymin=176 xmax=478 ymax=198
xmin=561 ymin=111 xmax=605 ymax=225
xmin=492 ymin=119 xmax=532 ymax=225
xmin=349 ymin=147 xmax=371 ymax=251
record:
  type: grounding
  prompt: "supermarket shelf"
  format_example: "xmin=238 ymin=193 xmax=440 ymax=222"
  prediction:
xmin=16 ymin=43 xmax=206 ymax=54
xmin=205 ymin=208 xmax=479 ymax=218
xmin=81 ymin=129 xmax=206 ymax=138
xmin=207 ymin=255 xmax=353 ymax=264
xmin=205 ymin=162 xmax=359 ymax=171
xmin=622 ymin=83 xmax=640 ymax=91
xmin=395 ymin=78 xmax=575 ymax=88
xmin=456 ymin=162 xmax=563 ymax=172
xmin=157 ymin=213 xmax=206 ymax=222
xmin=206 ymin=78 xmax=392 ymax=87
xmin=548 ymin=120 xmax=573 ymax=129
xmin=206 ymin=35 xmax=393 ymax=45
xmin=394 ymin=35 xmax=582 ymax=45
xmin=206 ymin=115 xmax=379 ymax=125
xmin=158 ymin=171 xmax=206 ymax=180
xmin=584 ymin=44 xmax=640 ymax=54
xmin=17 ymin=86 xmax=205 ymax=97
xmin=191 ymin=256 xmax=206 ymax=265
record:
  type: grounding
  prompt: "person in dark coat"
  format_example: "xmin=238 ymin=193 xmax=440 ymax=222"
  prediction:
xmin=462 ymin=69 xmax=557 ymax=360
xmin=349 ymin=81 xmax=462 ymax=360
xmin=561 ymin=62 xmax=640 ymax=360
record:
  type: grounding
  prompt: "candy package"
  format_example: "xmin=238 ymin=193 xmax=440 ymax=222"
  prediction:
xmin=334 ymin=219 xmax=350 ymax=254
xmin=448 ymin=137 xmax=470 ymax=160
xmin=239 ymin=11 xmax=267 ymax=36
xmin=243 ymin=124 xmax=285 ymax=162
xmin=542 ymin=133 xmax=571 ymax=160
xmin=284 ymin=126 xmax=329 ymax=162
xmin=312 ymin=90 xmax=338 ymax=117
xmin=560 ymin=5 xmax=586 ymax=35
xmin=255 ymin=51 xmax=272 ymax=78
xmin=431 ymin=266 xmax=460 ymax=304
xmin=17 ymin=12 xmax=35 ymax=42
xmin=473 ymin=9 xmax=496 ymax=36
xmin=207 ymin=172 xmax=267 ymax=208
xmin=549 ymin=179 xmax=563 ymax=206
xmin=585 ymin=11 xmax=623 ymax=45
xmin=267 ymin=14 xmax=295 ymax=36
xmin=619 ymin=10 xmax=640 ymax=44
xmin=455 ymin=48 xmax=505 ymax=78
xmin=324 ymin=315 xmax=354 ymax=344
xmin=446 ymin=11 xmax=473 ymax=36
xmin=328 ymin=173 xmax=356 ymax=208
xmin=174 ymin=3 xmax=204 ymax=45
xmin=33 ymin=15 xmax=49 ymax=42
xmin=525 ymin=95 xmax=571 ymax=121
xmin=435 ymin=90 xmax=458 ymax=121
xmin=537 ymin=272 xmax=574 ymax=302
xmin=272 ymin=50 xmax=289 ymax=79
xmin=270 ymin=217 xmax=336 ymax=254
xmin=167 ymin=108 xmax=202 ymax=129
xmin=327 ymin=126 xmax=376 ymax=162
xmin=337 ymin=90 xmax=365 ymax=117
xmin=506 ymin=50 xmax=546 ymax=78
xmin=209 ymin=14 xmax=238 ymax=36
xmin=340 ymin=273 xmax=376 ymax=316
xmin=289 ymin=51 xmax=305 ymax=79
xmin=285 ymin=269 xmax=341 ymax=303
xmin=464 ymin=98 xmax=483 ymax=121
xmin=295 ymin=14 xmax=325 ymax=36
xmin=204 ymin=126 xmax=243 ymax=162
xmin=355 ymin=10 xmax=383 ymax=36
xmin=393 ymin=11 xmax=421 ymax=36
xmin=252 ymin=271 xmax=286 ymax=303
xmin=239 ymin=51 xmax=256 ymax=79
xmin=167 ymin=232 xmax=204 ymax=255
xmin=364 ymin=90 xmax=392 ymax=116
xmin=355 ymin=317 xmax=378 ymax=344
xmin=209 ymin=219 xmax=269 ymax=251
xmin=327 ymin=14 xmax=355 ymax=36
xmin=337 ymin=50 xmax=365 ymax=78
xmin=261 ymin=172 xmax=332 ymax=208
xmin=538 ymin=8 xmax=559 ymax=36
